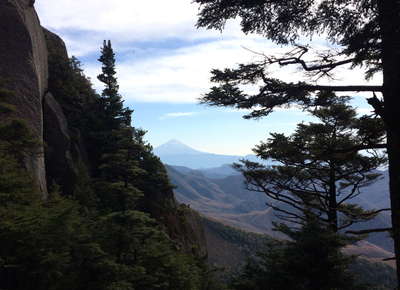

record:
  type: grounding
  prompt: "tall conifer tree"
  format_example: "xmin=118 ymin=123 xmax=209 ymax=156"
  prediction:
xmin=97 ymin=40 xmax=132 ymax=130
xmin=235 ymin=92 xmax=387 ymax=232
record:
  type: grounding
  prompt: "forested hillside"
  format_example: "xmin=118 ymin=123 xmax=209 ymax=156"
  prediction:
xmin=202 ymin=217 xmax=397 ymax=289
xmin=0 ymin=2 xmax=214 ymax=289
xmin=167 ymin=164 xmax=393 ymax=252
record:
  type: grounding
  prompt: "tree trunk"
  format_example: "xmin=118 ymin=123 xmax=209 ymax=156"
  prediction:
xmin=378 ymin=1 xmax=400 ymax=288
xmin=328 ymin=165 xmax=338 ymax=232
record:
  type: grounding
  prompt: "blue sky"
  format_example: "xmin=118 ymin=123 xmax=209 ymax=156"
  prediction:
xmin=36 ymin=1 xmax=380 ymax=155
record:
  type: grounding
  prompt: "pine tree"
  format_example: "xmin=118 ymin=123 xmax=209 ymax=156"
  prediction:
xmin=231 ymin=220 xmax=367 ymax=290
xmin=88 ymin=40 xmax=134 ymax=174
xmin=89 ymin=42 xmax=210 ymax=290
xmin=233 ymin=93 xmax=385 ymax=289
xmin=97 ymin=40 xmax=132 ymax=130
xmin=0 ymin=85 xmax=95 ymax=290
xmin=1 ymin=45 xmax=215 ymax=290
xmin=235 ymin=92 xmax=386 ymax=232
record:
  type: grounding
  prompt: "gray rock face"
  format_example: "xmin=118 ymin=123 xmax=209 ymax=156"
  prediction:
xmin=43 ymin=28 xmax=92 ymax=196
xmin=43 ymin=28 xmax=68 ymax=60
xmin=43 ymin=92 xmax=78 ymax=195
xmin=0 ymin=0 xmax=48 ymax=196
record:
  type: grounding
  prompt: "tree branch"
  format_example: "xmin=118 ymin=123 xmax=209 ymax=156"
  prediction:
xmin=279 ymin=57 xmax=355 ymax=72
xmin=301 ymin=85 xmax=382 ymax=92
xmin=370 ymin=208 xmax=391 ymax=214
xmin=346 ymin=227 xmax=392 ymax=235
xmin=254 ymin=45 xmax=357 ymax=79
xmin=334 ymin=143 xmax=387 ymax=153
xmin=367 ymin=92 xmax=385 ymax=119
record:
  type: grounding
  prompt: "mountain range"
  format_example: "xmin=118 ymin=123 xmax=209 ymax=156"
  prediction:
xmin=153 ymin=139 xmax=394 ymax=262
xmin=155 ymin=140 xmax=393 ymax=253
xmin=167 ymin=164 xmax=393 ymax=251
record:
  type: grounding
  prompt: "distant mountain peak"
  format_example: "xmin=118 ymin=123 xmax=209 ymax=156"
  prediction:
xmin=164 ymin=139 xmax=186 ymax=145
xmin=154 ymin=139 xmax=203 ymax=156
xmin=154 ymin=139 xmax=266 ymax=169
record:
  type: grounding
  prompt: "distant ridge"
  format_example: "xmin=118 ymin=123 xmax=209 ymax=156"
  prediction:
xmin=154 ymin=139 xmax=261 ymax=169
xmin=166 ymin=164 xmax=393 ymax=252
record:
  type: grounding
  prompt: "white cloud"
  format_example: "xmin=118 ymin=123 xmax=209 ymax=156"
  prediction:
xmin=37 ymin=0 xmax=196 ymax=35
xmin=36 ymin=0 xmax=244 ymax=57
xmin=112 ymin=41 xmax=381 ymax=104
xmin=36 ymin=0 xmax=383 ymax=105
xmin=83 ymin=37 xmax=279 ymax=103
xmin=160 ymin=112 xmax=198 ymax=120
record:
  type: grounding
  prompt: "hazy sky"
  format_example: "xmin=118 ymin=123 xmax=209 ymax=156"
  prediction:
xmin=36 ymin=0 xmax=380 ymax=155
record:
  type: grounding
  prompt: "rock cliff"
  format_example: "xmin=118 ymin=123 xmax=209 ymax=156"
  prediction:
xmin=0 ymin=1 xmax=88 ymax=197
xmin=43 ymin=28 xmax=89 ymax=195
xmin=0 ymin=0 xmax=48 ymax=195
xmin=0 ymin=0 xmax=208 ymax=258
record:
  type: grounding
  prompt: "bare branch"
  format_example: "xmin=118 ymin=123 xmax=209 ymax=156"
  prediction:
xmin=279 ymin=57 xmax=354 ymax=73
xmin=256 ymin=45 xmax=356 ymax=79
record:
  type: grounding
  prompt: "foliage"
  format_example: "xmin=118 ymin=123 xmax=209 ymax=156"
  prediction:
xmin=229 ymin=94 xmax=386 ymax=288
xmin=0 ymin=85 xmax=91 ymax=289
xmin=350 ymin=258 xmax=397 ymax=290
xmin=0 ymin=86 xmax=39 ymax=165
xmin=231 ymin=221 xmax=367 ymax=290
xmin=195 ymin=0 xmax=379 ymax=55
xmin=0 ymin=42 xmax=215 ymax=289
xmin=47 ymin=52 xmax=97 ymax=128
xmin=92 ymin=210 xmax=204 ymax=290
xmin=202 ymin=217 xmax=268 ymax=250
xmin=194 ymin=1 xmax=400 ymax=285
xmin=97 ymin=40 xmax=132 ymax=131
xmin=235 ymin=93 xmax=386 ymax=232
xmin=84 ymin=41 xmax=210 ymax=289
xmin=195 ymin=0 xmax=383 ymax=116
xmin=203 ymin=217 xmax=396 ymax=289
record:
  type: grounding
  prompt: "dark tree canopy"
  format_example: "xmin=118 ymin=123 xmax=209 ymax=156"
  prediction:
xmin=195 ymin=0 xmax=384 ymax=119
xmin=231 ymin=221 xmax=367 ymax=290
xmin=0 ymin=44 xmax=214 ymax=289
xmin=195 ymin=0 xmax=381 ymax=71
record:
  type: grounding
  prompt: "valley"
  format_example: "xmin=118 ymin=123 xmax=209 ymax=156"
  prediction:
xmin=155 ymin=140 xmax=394 ymax=255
